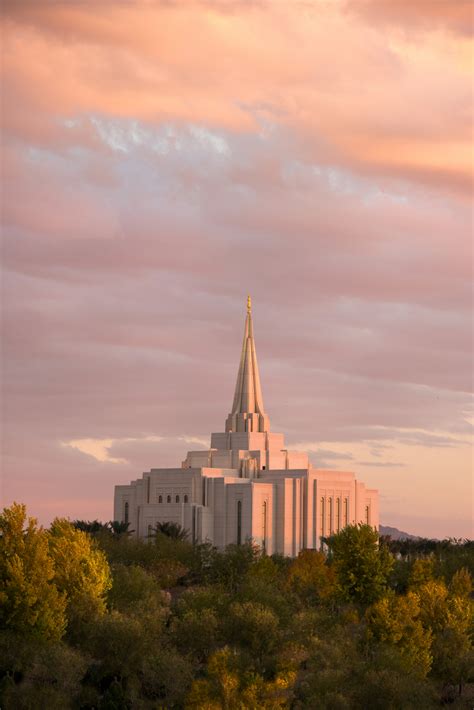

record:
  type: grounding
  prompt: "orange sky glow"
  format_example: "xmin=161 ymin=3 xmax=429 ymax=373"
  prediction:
xmin=1 ymin=0 xmax=473 ymax=538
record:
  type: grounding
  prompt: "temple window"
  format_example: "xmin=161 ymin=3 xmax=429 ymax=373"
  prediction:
xmin=237 ymin=500 xmax=242 ymax=545
xmin=124 ymin=501 xmax=129 ymax=524
xmin=336 ymin=497 xmax=341 ymax=531
xmin=344 ymin=498 xmax=349 ymax=526
xmin=176 ymin=495 xmax=180 ymax=503
xmin=320 ymin=497 xmax=325 ymax=537
xmin=158 ymin=495 xmax=163 ymax=503
xmin=262 ymin=501 xmax=267 ymax=553
xmin=184 ymin=494 xmax=188 ymax=503
xmin=329 ymin=498 xmax=334 ymax=534
xmin=167 ymin=495 xmax=171 ymax=503
xmin=365 ymin=505 xmax=370 ymax=525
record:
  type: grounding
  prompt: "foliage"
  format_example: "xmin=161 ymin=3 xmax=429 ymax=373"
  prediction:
xmin=0 ymin=503 xmax=66 ymax=641
xmin=326 ymin=524 xmax=394 ymax=604
xmin=48 ymin=518 xmax=112 ymax=629
xmin=287 ymin=549 xmax=336 ymax=603
xmin=365 ymin=592 xmax=433 ymax=677
xmin=2 ymin=503 xmax=474 ymax=708
xmin=152 ymin=520 xmax=189 ymax=541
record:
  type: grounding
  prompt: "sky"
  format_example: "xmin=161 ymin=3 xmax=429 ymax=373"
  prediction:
xmin=1 ymin=0 xmax=472 ymax=539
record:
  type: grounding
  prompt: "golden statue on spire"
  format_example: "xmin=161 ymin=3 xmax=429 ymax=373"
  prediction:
xmin=247 ymin=294 xmax=252 ymax=314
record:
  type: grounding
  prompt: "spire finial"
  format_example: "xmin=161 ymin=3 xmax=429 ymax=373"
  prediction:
xmin=247 ymin=294 xmax=252 ymax=314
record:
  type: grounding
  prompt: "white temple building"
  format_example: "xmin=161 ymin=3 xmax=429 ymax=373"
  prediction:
xmin=114 ymin=298 xmax=379 ymax=555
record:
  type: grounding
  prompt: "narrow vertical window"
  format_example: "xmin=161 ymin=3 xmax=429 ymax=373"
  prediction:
xmin=329 ymin=497 xmax=334 ymax=534
xmin=365 ymin=505 xmax=370 ymax=525
xmin=237 ymin=501 xmax=242 ymax=545
xmin=184 ymin=494 xmax=188 ymax=503
xmin=320 ymin=497 xmax=325 ymax=537
xmin=158 ymin=495 xmax=163 ymax=504
xmin=167 ymin=495 xmax=171 ymax=503
xmin=344 ymin=498 xmax=349 ymax=526
xmin=176 ymin=495 xmax=180 ymax=503
xmin=262 ymin=501 xmax=267 ymax=553
xmin=147 ymin=477 xmax=151 ymax=503
xmin=336 ymin=497 xmax=341 ymax=531
xmin=124 ymin=501 xmax=129 ymax=524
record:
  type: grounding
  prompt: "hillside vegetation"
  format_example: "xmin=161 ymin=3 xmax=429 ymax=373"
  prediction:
xmin=1 ymin=503 xmax=473 ymax=709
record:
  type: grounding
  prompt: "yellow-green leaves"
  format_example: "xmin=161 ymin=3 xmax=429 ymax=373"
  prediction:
xmin=48 ymin=518 xmax=112 ymax=624
xmin=0 ymin=504 xmax=112 ymax=642
xmin=366 ymin=592 xmax=433 ymax=678
xmin=0 ymin=503 xmax=66 ymax=641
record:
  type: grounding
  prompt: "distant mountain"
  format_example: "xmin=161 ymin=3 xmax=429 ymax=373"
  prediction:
xmin=379 ymin=525 xmax=420 ymax=541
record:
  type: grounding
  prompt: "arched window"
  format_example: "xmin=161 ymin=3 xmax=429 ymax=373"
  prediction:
xmin=176 ymin=495 xmax=180 ymax=503
xmin=184 ymin=494 xmax=188 ymax=503
xmin=158 ymin=495 xmax=163 ymax=504
xmin=124 ymin=501 xmax=129 ymax=524
xmin=261 ymin=501 xmax=267 ymax=553
xmin=237 ymin=501 xmax=242 ymax=545
xmin=167 ymin=495 xmax=171 ymax=503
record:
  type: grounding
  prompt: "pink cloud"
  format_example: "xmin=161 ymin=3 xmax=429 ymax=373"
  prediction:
xmin=1 ymin=2 xmax=472 ymax=538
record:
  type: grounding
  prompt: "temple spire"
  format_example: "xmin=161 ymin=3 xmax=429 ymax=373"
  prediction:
xmin=225 ymin=297 xmax=270 ymax=433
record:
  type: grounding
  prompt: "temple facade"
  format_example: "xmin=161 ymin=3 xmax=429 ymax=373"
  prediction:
xmin=114 ymin=299 xmax=379 ymax=555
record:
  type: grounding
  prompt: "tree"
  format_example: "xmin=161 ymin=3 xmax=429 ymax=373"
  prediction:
xmin=224 ymin=601 xmax=280 ymax=670
xmin=408 ymin=558 xmax=435 ymax=590
xmin=48 ymin=518 xmax=112 ymax=629
xmin=108 ymin=520 xmax=134 ymax=537
xmin=151 ymin=521 xmax=189 ymax=541
xmin=287 ymin=549 xmax=336 ymax=603
xmin=326 ymin=524 xmax=394 ymax=605
xmin=0 ymin=503 xmax=66 ymax=641
xmin=365 ymin=592 xmax=433 ymax=678
xmin=416 ymin=578 xmax=474 ymax=696
xmin=108 ymin=563 xmax=166 ymax=615
xmin=186 ymin=647 xmax=294 ymax=709
xmin=0 ymin=632 xmax=87 ymax=710
xmin=72 ymin=519 xmax=109 ymax=535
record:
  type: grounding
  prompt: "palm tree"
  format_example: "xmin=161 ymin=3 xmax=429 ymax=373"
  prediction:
xmin=108 ymin=520 xmax=134 ymax=537
xmin=151 ymin=521 xmax=189 ymax=541
xmin=72 ymin=520 xmax=109 ymax=535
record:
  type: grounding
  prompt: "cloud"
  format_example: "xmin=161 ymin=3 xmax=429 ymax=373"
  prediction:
xmin=1 ymin=2 xmax=472 ymax=538
xmin=343 ymin=0 xmax=473 ymax=37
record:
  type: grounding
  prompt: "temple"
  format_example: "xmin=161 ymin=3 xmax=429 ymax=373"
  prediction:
xmin=114 ymin=299 xmax=379 ymax=555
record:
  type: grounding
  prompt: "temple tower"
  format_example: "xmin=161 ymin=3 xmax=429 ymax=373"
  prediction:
xmin=225 ymin=296 xmax=270 ymax=434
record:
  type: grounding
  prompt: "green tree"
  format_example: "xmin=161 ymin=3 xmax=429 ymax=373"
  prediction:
xmin=225 ymin=601 xmax=280 ymax=670
xmin=152 ymin=521 xmax=189 ymax=540
xmin=327 ymin=524 xmax=394 ymax=605
xmin=0 ymin=632 xmax=87 ymax=710
xmin=416 ymin=578 xmax=474 ymax=696
xmin=186 ymin=646 xmax=294 ymax=709
xmin=408 ymin=557 xmax=435 ymax=590
xmin=72 ymin=519 xmax=109 ymax=535
xmin=365 ymin=592 xmax=433 ymax=678
xmin=48 ymin=518 xmax=112 ymax=628
xmin=108 ymin=563 xmax=165 ymax=615
xmin=0 ymin=504 xmax=66 ymax=641
xmin=108 ymin=520 xmax=134 ymax=537
xmin=287 ymin=549 xmax=336 ymax=603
